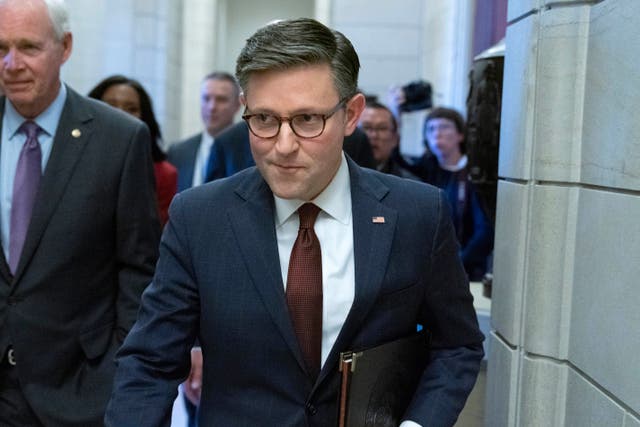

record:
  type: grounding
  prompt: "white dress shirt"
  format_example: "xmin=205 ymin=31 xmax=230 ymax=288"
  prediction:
xmin=1 ymin=83 xmax=66 ymax=261
xmin=274 ymin=153 xmax=355 ymax=366
xmin=273 ymin=153 xmax=421 ymax=427
xmin=191 ymin=132 xmax=214 ymax=187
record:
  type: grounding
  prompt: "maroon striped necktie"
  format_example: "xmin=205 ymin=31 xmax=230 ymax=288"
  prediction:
xmin=286 ymin=203 xmax=323 ymax=378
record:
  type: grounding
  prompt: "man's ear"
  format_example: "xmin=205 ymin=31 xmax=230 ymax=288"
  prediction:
xmin=344 ymin=93 xmax=365 ymax=136
xmin=61 ymin=32 xmax=73 ymax=64
xmin=239 ymin=93 xmax=247 ymax=106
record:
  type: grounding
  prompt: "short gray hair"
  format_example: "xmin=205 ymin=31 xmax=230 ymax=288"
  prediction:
xmin=235 ymin=18 xmax=360 ymax=101
xmin=203 ymin=71 xmax=241 ymax=99
xmin=0 ymin=0 xmax=70 ymax=40
xmin=43 ymin=0 xmax=70 ymax=40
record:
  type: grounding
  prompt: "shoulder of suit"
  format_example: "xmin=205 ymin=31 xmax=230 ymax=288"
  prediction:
xmin=171 ymin=177 xmax=232 ymax=220
xmin=65 ymin=87 xmax=146 ymax=130
xmin=180 ymin=166 xmax=258 ymax=201
xmin=168 ymin=133 xmax=201 ymax=152
xmin=361 ymin=164 xmax=439 ymax=199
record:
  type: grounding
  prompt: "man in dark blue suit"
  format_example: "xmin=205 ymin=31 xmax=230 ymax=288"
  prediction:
xmin=168 ymin=71 xmax=241 ymax=192
xmin=106 ymin=18 xmax=483 ymax=427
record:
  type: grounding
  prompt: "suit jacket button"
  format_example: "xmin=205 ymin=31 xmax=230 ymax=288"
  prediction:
xmin=305 ymin=402 xmax=317 ymax=415
xmin=7 ymin=296 xmax=21 ymax=306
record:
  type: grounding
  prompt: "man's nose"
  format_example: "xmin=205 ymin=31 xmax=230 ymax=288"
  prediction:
xmin=274 ymin=121 xmax=299 ymax=155
xmin=2 ymin=48 xmax=22 ymax=70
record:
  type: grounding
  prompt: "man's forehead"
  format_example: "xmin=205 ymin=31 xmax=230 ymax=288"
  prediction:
xmin=363 ymin=107 xmax=392 ymax=123
xmin=244 ymin=67 xmax=338 ymax=104
xmin=0 ymin=1 xmax=56 ymax=39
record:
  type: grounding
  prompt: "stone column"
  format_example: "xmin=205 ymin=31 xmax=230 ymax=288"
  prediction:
xmin=487 ymin=0 xmax=640 ymax=425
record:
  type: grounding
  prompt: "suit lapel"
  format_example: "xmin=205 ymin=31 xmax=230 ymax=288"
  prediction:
xmin=12 ymin=88 xmax=93 ymax=282
xmin=227 ymin=162 xmax=400 ymax=385
xmin=226 ymin=171 xmax=307 ymax=372
xmin=316 ymin=160 xmax=398 ymax=386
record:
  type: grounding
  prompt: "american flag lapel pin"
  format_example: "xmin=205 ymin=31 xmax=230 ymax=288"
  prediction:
xmin=372 ymin=216 xmax=385 ymax=224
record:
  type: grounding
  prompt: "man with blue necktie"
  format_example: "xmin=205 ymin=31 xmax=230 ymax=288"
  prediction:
xmin=168 ymin=71 xmax=242 ymax=193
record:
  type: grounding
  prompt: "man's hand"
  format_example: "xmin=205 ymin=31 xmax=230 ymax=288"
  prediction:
xmin=182 ymin=347 xmax=203 ymax=406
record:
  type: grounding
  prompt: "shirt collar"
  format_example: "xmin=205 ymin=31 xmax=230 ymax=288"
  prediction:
xmin=440 ymin=154 xmax=468 ymax=172
xmin=4 ymin=82 xmax=67 ymax=139
xmin=200 ymin=131 xmax=214 ymax=149
xmin=274 ymin=152 xmax=352 ymax=227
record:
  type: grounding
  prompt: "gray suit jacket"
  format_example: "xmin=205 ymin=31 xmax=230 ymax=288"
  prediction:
xmin=0 ymin=87 xmax=161 ymax=426
xmin=106 ymin=158 xmax=483 ymax=427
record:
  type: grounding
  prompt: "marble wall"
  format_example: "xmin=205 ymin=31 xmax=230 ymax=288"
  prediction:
xmin=486 ymin=0 xmax=640 ymax=425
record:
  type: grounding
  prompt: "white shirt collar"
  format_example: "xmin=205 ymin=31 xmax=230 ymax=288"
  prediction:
xmin=440 ymin=154 xmax=468 ymax=172
xmin=4 ymin=82 xmax=67 ymax=138
xmin=200 ymin=131 xmax=214 ymax=150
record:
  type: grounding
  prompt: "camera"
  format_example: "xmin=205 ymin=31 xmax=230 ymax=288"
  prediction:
xmin=400 ymin=80 xmax=432 ymax=112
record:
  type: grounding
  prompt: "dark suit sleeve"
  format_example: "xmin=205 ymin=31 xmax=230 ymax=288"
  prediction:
xmin=106 ymin=192 xmax=199 ymax=427
xmin=405 ymin=190 xmax=484 ymax=427
xmin=114 ymin=122 xmax=161 ymax=342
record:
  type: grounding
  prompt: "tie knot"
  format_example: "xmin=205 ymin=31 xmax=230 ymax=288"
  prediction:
xmin=298 ymin=203 xmax=320 ymax=229
xmin=19 ymin=121 xmax=41 ymax=139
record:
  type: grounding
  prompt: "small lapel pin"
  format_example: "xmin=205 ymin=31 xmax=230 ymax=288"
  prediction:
xmin=71 ymin=129 xmax=81 ymax=138
xmin=372 ymin=216 xmax=385 ymax=224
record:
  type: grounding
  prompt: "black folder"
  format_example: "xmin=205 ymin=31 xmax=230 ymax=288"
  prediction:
xmin=338 ymin=330 xmax=431 ymax=427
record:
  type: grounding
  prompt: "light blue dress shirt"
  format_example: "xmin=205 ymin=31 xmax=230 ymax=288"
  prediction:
xmin=0 ymin=83 xmax=67 ymax=261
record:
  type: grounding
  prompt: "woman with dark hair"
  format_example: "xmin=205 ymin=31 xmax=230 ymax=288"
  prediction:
xmin=89 ymin=75 xmax=177 ymax=225
xmin=399 ymin=107 xmax=493 ymax=280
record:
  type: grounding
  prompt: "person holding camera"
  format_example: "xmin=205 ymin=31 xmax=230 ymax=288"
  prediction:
xmin=393 ymin=106 xmax=494 ymax=281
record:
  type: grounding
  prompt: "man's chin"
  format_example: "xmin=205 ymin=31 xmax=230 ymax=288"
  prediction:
xmin=4 ymin=93 xmax=36 ymax=115
xmin=270 ymin=183 xmax=305 ymax=201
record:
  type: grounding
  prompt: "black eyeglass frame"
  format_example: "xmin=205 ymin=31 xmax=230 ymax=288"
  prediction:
xmin=242 ymin=98 xmax=348 ymax=139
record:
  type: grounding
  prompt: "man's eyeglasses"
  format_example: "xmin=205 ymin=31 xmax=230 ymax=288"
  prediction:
xmin=242 ymin=99 xmax=347 ymax=139
xmin=425 ymin=122 xmax=456 ymax=133
xmin=361 ymin=125 xmax=393 ymax=135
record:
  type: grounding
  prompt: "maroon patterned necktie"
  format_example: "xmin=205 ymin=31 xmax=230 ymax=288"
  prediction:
xmin=286 ymin=203 xmax=323 ymax=378
xmin=9 ymin=121 xmax=42 ymax=274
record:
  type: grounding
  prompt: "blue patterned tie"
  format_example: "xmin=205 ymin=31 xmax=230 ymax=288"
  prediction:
xmin=9 ymin=121 xmax=42 ymax=274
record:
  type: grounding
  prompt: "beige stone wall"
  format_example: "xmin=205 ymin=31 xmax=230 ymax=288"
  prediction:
xmin=487 ymin=0 xmax=640 ymax=425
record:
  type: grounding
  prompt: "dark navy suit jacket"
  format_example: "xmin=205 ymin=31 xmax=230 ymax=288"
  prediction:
xmin=105 ymin=157 xmax=483 ymax=427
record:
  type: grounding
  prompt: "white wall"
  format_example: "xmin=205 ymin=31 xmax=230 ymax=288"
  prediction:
xmin=217 ymin=0 xmax=314 ymax=74
xmin=62 ymin=0 xmax=184 ymax=143
xmin=329 ymin=0 xmax=474 ymax=156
